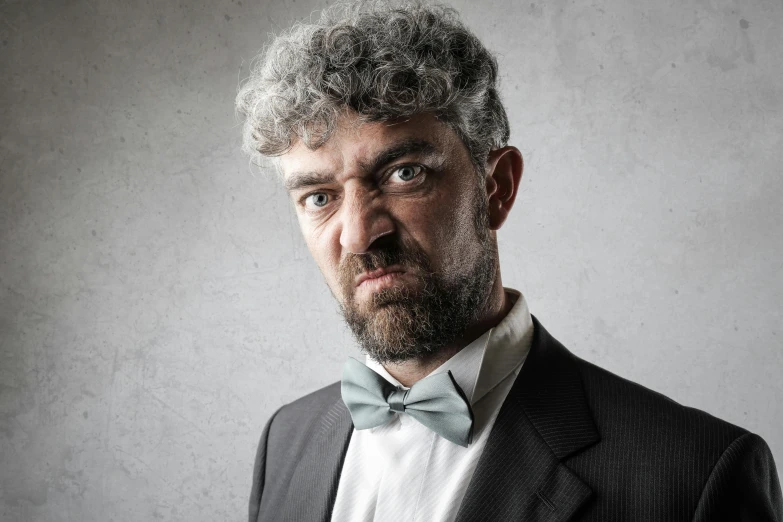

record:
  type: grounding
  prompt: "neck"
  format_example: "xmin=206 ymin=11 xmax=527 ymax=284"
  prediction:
xmin=382 ymin=277 xmax=513 ymax=387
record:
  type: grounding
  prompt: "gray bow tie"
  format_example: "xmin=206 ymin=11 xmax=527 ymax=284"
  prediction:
xmin=340 ymin=357 xmax=474 ymax=447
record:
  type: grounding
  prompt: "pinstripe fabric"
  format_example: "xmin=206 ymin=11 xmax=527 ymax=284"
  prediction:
xmin=250 ymin=316 xmax=783 ymax=522
xmin=453 ymin=315 xmax=599 ymax=521
xmin=279 ymin=399 xmax=354 ymax=521
xmin=564 ymin=358 xmax=782 ymax=521
xmin=692 ymin=432 xmax=782 ymax=520
xmin=250 ymin=382 xmax=353 ymax=522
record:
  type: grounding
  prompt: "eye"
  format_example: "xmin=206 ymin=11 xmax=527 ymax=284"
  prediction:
xmin=387 ymin=165 xmax=423 ymax=184
xmin=303 ymin=192 xmax=331 ymax=210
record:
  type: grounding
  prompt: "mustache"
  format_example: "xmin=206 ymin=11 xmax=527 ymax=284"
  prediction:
xmin=338 ymin=235 xmax=424 ymax=288
xmin=348 ymin=249 xmax=402 ymax=273
xmin=341 ymin=248 xmax=404 ymax=285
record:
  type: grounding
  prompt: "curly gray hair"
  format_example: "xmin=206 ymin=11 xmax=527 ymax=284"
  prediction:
xmin=235 ymin=0 xmax=510 ymax=176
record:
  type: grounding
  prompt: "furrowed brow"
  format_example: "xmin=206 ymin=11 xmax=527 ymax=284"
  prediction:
xmin=359 ymin=139 xmax=438 ymax=175
xmin=283 ymin=139 xmax=438 ymax=193
xmin=284 ymin=171 xmax=336 ymax=193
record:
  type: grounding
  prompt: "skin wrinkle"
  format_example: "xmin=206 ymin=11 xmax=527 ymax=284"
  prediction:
xmin=280 ymin=111 xmax=522 ymax=386
xmin=284 ymin=139 xmax=440 ymax=193
xmin=236 ymin=2 xmax=523 ymax=386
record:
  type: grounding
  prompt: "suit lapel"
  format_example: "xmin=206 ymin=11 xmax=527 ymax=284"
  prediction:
xmin=455 ymin=315 xmax=600 ymax=522
xmin=280 ymin=398 xmax=353 ymax=522
xmin=277 ymin=316 xmax=598 ymax=522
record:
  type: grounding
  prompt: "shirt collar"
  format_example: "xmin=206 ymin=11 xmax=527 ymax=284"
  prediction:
xmin=365 ymin=287 xmax=534 ymax=406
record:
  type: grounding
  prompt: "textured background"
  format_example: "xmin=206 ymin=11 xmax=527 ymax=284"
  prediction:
xmin=1 ymin=0 xmax=781 ymax=520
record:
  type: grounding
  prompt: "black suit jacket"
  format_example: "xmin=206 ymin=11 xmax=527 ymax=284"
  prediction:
xmin=249 ymin=316 xmax=783 ymax=521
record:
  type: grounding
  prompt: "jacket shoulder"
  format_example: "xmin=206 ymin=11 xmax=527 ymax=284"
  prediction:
xmin=272 ymin=381 xmax=343 ymax=427
xmin=259 ymin=383 xmax=343 ymax=489
xmin=250 ymin=381 xmax=345 ymax=521
xmin=574 ymin=354 xmax=747 ymax=443
xmin=565 ymin=353 xmax=783 ymax=519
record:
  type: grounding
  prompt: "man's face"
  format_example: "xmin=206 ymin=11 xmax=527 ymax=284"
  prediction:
xmin=280 ymin=112 xmax=498 ymax=364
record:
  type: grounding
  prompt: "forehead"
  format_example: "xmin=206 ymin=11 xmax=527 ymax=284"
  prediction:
xmin=278 ymin=112 xmax=463 ymax=183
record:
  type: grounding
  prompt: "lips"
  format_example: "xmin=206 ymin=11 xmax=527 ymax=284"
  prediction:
xmin=355 ymin=266 xmax=405 ymax=287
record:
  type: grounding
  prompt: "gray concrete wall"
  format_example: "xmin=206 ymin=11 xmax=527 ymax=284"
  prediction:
xmin=1 ymin=0 xmax=781 ymax=520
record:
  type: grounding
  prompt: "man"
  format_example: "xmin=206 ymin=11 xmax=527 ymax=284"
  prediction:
xmin=235 ymin=2 xmax=782 ymax=521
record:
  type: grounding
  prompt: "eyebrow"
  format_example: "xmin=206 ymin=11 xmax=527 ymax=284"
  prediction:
xmin=283 ymin=138 xmax=438 ymax=193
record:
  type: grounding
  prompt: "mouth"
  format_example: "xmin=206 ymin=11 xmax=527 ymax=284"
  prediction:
xmin=355 ymin=265 xmax=406 ymax=288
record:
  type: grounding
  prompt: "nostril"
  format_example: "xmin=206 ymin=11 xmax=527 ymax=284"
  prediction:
xmin=368 ymin=229 xmax=394 ymax=245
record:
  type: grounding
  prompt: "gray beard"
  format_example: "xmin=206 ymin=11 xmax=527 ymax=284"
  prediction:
xmin=338 ymin=189 xmax=497 ymax=364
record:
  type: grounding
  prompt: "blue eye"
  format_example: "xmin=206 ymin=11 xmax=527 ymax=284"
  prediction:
xmin=305 ymin=192 xmax=330 ymax=208
xmin=389 ymin=165 xmax=423 ymax=183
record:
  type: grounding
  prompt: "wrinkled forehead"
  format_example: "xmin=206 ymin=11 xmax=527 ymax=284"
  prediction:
xmin=277 ymin=112 xmax=463 ymax=183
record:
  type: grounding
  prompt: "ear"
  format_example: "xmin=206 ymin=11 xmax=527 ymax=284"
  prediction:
xmin=484 ymin=146 xmax=523 ymax=230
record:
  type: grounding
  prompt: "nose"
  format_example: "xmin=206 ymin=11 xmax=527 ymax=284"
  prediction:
xmin=339 ymin=187 xmax=394 ymax=254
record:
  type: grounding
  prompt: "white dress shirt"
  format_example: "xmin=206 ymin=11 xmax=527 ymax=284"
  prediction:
xmin=330 ymin=287 xmax=535 ymax=522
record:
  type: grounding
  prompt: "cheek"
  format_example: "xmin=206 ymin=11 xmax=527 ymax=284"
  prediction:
xmin=305 ymin=234 xmax=333 ymax=269
xmin=439 ymin=187 xmax=483 ymax=268
xmin=428 ymin=182 xmax=476 ymax=237
xmin=404 ymin=187 xmax=476 ymax=271
xmin=298 ymin=209 xmax=334 ymax=258
xmin=303 ymin=226 xmax=343 ymax=287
